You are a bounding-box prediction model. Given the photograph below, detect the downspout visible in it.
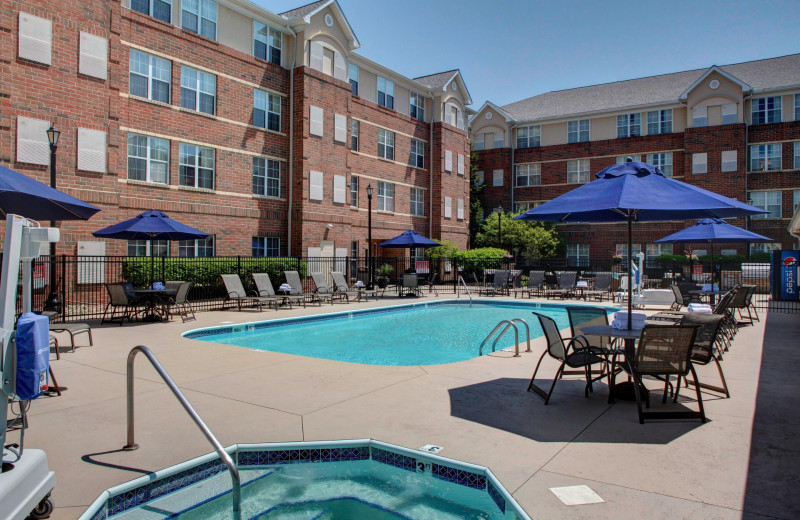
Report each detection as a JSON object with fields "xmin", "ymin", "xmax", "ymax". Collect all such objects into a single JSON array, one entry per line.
[
  {"xmin": 429, "ymin": 92, "xmax": 434, "ymax": 239},
  {"xmin": 286, "ymin": 23, "xmax": 297, "ymax": 256},
  {"xmin": 743, "ymin": 91, "xmax": 751, "ymax": 232},
  {"xmin": 510, "ymin": 123, "xmax": 516, "ymax": 212}
]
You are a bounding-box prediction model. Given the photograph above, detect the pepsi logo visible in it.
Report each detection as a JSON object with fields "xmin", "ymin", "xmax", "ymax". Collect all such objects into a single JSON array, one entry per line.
[{"xmin": 785, "ymin": 256, "xmax": 797, "ymax": 266}]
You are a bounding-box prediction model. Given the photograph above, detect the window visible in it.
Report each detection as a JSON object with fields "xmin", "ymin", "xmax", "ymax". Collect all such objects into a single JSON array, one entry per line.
[
  {"xmin": 750, "ymin": 191, "xmax": 781, "ymax": 219},
  {"xmin": 647, "ymin": 109, "xmax": 672, "ymax": 134},
  {"xmin": 722, "ymin": 103, "xmax": 737, "ymax": 124},
  {"xmin": 131, "ymin": 0, "xmax": 172, "ymax": 23},
  {"xmin": 616, "ymin": 243, "xmax": 642, "ymax": 258},
  {"xmin": 794, "ymin": 141, "xmax": 800, "ymax": 169},
  {"xmin": 444, "ymin": 196, "xmax": 452, "ymax": 218},
  {"xmin": 180, "ymin": 66, "xmax": 215, "ymax": 115},
  {"xmin": 377, "ymin": 182, "xmax": 394, "ymax": 212},
  {"xmin": 750, "ymin": 242, "xmax": 782, "ymax": 255},
  {"xmin": 349, "ymin": 64, "xmax": 358, "ymax": 95},
  {"xmin": 377, "ymin": 77, "xmax": 394, "ymax": 109},
  {"xmin": 254, "ymin": 22, "xmax": 281, "ymax": 65},
  {"xmin": 646, "ymin": 243, "xmax": 673, "ymax": 258},
  {"xmin": 129, "ymin": 49, "xmax": 170, "ymax": 103},
  {"xmin": 566, "ymin": 244, "xmax": 589, "ymax": 267},
  {"xmin": 310, "ymin": 106, "xmax": 323, "ymax": 136},
  {"xmin": 795, "ymin": 94, "xmax": 800, "ymax": 121},
  {"xmin": 617, "ymin": 113, "xmax": 641, "ymax": 138},
  {"xmin": 410, "ymin": 139, "xmax": 424, "ymax": 168},
  {"xmin": 252, "ymin": 237, "xmax": 280, "ymax": 257},
  {"xmin": 494, "ymin": 132, "xmax": 504, "ymax": 148},
  {"xmin": 721, "ymin": 150, "xmax": 737, "ymax": 172},
  {"xmin": 128, "ymin": 134, "xmax": 169, "ymax": 184},
  {"xmin": 334, "ymin": 114, "xmax": 346, "ymax": 143},
  {"xmin": 750, "ymin": 144, "xmax": 781, "ymax": 171},
  {"xmin": 182, "ymin": 0, "xmax": 217, "ymax": 40},
  {"xmin": 457, "ymin": 154, "xmax": 465, "ymax": 175},
  {"xmin": 567, "ymin": 159, "xmax": 589, "ymax": 184},
  {"xmin": 378, "ymin": 129, "xmax": 394, "ymax": 160},
  {"xmin": 410, "ymin": 91, "xmax": 425, "ymax": 121},
  {"xmin": 515, "ymin": 163, "xmax": 541, "ymax": 186},
  {"xmin": 616, "ymin": 155, "xmax": 641, "ymax": 164},
  {"xmin": 179, "ymin": 236, "xmax": 214, "ymax": 257},
  {"xmin": 492, "ymin": 169, "xmax": 503, "ymax": 187},
  {"xmin": 444, "ymin": 150, "xmax": 453, "ymax": 172},
  {"xmin": 567, "ymin": 119, "xmax": 590, "ymax": 143},
  {"xmin": 475, "ymin": 171, "xmax": 484, "ymax": 186},
  {"xmin": 351, "ymin": 120, "xmax": 359, "ymax": 151},
  {"xmin": 179, "ymin": 143, "xmax": 214, "ymax": 189},
  {"xmin": 410, "ymin": 188, "xmax": 424, "ymax": 216},
  {"xmin": 127, "ymin": 239, "xmax": 169, "ymax": 257},
  {"xmin": 516, "ymin": 125, "xmax": 541, "ymax": 148},
  {"xmin": 692, "ymin": 153, "xmax": 707, "ymax": 174},
  {"xmin": 647, "ymin": 152, "xmax": 673, "ymax": 177},
  {"xmin": 692, "ymin": 106, "xmax": 707, "ymax": 127},
  {"xmin": 514, "ymin": 201, "xmax": 540, "ymax": 212},
  {"xmin": 254, "ymin": 90, "xmax": 280, "ymax": 132},
  {"xmin": 793, "ymin": 189, "xmax": 800, "ymax": 213},
  {"xmin": 752, "ymin": 96, "xmax": 782, "ymax": 124},
  {"xmin": 350, "ymin": 175, "xmax": 358, "ymax": 207},
  {"xmin": 473, "ymin": 137, "xmax": 484, "ymax": 151},
  {"xmin": 252, "ymin": 157, "xmax": 280, "ymax": 198}
]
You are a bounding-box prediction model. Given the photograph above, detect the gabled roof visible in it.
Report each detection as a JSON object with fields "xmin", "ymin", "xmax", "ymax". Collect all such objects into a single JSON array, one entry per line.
[
  {"xmin": 499, "ymin": 53, "xmax": 800, "ymax": 123},
  {"xmin": 414, "ymin": 69, "xmax": 472, "ymax": 105},
  {"xmin": 468, "ymin": 101, "xmax": 514, "ymax": 125},
  {"xmin": 280, "ymin": 0, "xmax": 360, "ymax": 50},
  {"xmin": 679, "ymin": 65, "xmax": 752, "ymax": 100}
]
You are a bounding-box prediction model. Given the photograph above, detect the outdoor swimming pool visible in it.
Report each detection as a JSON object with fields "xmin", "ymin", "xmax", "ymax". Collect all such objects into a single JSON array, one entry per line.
[{"xmin": 185, "ymin": 300, "xmax": 613, "ymax": 366}]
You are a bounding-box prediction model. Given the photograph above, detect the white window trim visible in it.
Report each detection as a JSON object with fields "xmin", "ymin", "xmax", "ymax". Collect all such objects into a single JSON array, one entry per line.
[
  {"xmin": 253, "ymin": 157, "xmax": 280, "ymax": 198},
  {"xmin": 410, "ymin": 187, "xmax": 424, "ymax": 216},
  {"xmin": 516, "ymin": 163, "xmax": 541, "ymax": 187},
  {"xmin": 377, "ymin": 181, "xmax": 394, "ymax": 212},
  {"xmin": 181, "ymin": 65, "xmax": 216, "ymax": 115},
  {"xmin": 567, "ymin": 159, "xmax": 590, "ymax": 184},
  {"xmin": 179, "ymin": 143, "xmax": 215, "ymax": 189},
  {"xmin": 128, "ymin": 133, "xmax": 170, "ymax": 184}
]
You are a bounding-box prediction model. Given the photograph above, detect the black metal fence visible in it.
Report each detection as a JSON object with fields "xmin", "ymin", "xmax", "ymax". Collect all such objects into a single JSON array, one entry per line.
[{"xmin": 11, "ymin": 253, "xmax": 798, "ymax": 322}]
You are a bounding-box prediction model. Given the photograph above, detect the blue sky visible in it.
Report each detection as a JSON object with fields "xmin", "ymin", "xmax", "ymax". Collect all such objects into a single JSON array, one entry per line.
[{"xmin": 255, "ymin": 0, "xmax": 800, "ymax": 108}]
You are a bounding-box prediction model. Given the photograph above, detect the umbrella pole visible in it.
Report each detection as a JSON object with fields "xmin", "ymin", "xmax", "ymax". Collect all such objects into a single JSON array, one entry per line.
[
  {"xmin": 627, "ymin": 214, "xmax": 632, "ymax": 331},
  {"xmin": 150, "ymin": 238, "xmax": 154, "ymax": 289}
]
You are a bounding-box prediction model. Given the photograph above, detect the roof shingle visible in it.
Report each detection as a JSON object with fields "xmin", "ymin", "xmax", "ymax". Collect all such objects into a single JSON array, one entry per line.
[
  {"xmin": 414, "ymin": 70, "xmax": 459, "ymax": 90},
  {"xmin": 279, "ymin": 0, "xmax": 329, "ymax": 19}
]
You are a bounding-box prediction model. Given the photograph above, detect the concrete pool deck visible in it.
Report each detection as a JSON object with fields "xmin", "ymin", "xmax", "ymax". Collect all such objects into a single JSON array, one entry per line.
[{"xmin": 23, "ymin": 295, "xmax": 799, "ymax": 519}]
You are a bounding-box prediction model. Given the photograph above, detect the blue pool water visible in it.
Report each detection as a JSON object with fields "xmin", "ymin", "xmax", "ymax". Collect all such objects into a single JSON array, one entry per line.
[{"xmin": 187, "ymin": 300, "xmax": 607, "ymax": 366}]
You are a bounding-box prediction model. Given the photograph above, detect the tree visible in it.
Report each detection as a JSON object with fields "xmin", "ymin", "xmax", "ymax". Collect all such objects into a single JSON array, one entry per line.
[
  {"xmin": 468, "ymin": 147, "xmax": 484, "ymax": 247},
  {"xmin": 426, "ymin": 239, "xmax": 459, "ymax": 258},
  {"xmin": 475, "ymin": 210, "xmax": 561, "ymax": 260}
]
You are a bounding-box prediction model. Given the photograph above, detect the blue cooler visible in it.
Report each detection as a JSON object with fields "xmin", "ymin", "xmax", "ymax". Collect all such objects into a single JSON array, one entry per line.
[{"xmin": 15, "ymin": 313, "xmax": 50, "ymax": 400}]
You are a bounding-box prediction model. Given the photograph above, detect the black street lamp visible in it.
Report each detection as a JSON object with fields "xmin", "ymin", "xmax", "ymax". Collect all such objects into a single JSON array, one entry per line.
[
  {"xmin": 495, "ymin": 204, "xmax": 503, "ymax": 249},
  {"xmin": 43, "ymin": 124, "xmax": 61, "ymax": 313},
  {"xmin": 367, "ymin": 184, "xmax": 374, "ymax": 290}
]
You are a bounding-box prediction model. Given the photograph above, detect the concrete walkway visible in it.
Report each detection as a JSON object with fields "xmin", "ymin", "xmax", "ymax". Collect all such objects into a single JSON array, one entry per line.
[{"xmin": 19, "ymin": 295, "xmax": 798, "ymax": 519}]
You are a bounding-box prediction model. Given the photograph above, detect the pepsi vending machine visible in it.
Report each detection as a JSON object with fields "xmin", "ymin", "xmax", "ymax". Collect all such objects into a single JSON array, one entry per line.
[{"xmin": 770, "ymin": 250, "xmax": 799, "ymax": 301}]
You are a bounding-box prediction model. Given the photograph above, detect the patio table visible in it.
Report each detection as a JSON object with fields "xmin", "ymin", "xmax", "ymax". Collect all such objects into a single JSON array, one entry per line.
[
  {"xmin": 689, "ymin": 289, "xmax": 723, "ymax": 306},
  {"xmin": 133, "ymin": 289, "xmax": 176, "ymax": 322}
]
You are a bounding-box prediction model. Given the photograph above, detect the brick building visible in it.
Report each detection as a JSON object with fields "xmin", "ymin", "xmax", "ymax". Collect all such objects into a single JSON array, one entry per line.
[
  {"xmin": 1, "ymin": 0, "xmax": 472, "ymax": 261},
  {"xmin": 470, "ymin": 55, "xmax": 800, "ymax": 265}
]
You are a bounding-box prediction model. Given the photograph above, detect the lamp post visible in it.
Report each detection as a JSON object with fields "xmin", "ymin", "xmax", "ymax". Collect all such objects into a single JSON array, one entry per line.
[
  {"xmin": 494, "ymin": 204, "xmax": 503, "ymax": 249},
  {"xmin": 43, "ymin": 124, "xmax": 61, "ymax": 313},
  {"xmin": 367, "ymin": 184, "xmax": 374, "ymax": 290}
]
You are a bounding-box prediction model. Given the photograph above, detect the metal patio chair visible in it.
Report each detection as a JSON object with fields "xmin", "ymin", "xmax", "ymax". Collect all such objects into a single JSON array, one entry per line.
[{"xmin": 678, "ymin": 313, "xmax": 729, "ymax": 398}]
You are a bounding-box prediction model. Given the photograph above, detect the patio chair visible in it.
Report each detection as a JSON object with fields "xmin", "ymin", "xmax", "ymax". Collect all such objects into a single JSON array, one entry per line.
[
  {"xmin": 677, "ymin": 282, "xmax": 703, "ymax": 305},
  {"xmin": 514, "ymin": 270, "xmax": 544, "ymax": 299},
  {"xmin": 587, "ymin": 272, "xmax": 612, "ymax": 301},
  {"xmin": 401, "ymin": 273, "xmax": 422, "ymax": 297},
  {"xmin": 730, "ymin": 284, "xmax": 758, "ymax": 324},
  {"xmin": 527, "ymin": 312, "xmax": 609, "ymax": 404},
  {"xmin": 101, "ymin": 283, "xmax": 143, "ymax": 325},
  {"xmin": 161, "ymin": 281, "xmax": 195, "ymax": 322},
  {"xmin": 624, "ymin": 324, "xmax": 705, "ymax": 424},
  {"xmin": 164, "ymin": 280, "xmax": 184, "ymax": 294},
  {"xmin": 567, "ymin": 307, "xmax": 618, "ymax": 357},
  {"xmin": 424, "ymin": 272, "xmax": 439, "ymax": 296},
  {"xmin": 253, "ymin": 273, "xmax": 305, "ymax": 309},
  {"xmin": 669, "ymin": 284, "xmax": 686, "ymax": 311},
  {"xmin": 331, "ymin": 271, "xmax": 370, "ymax": 301},
  {"xmin": 221, "ymin": 274, "xmax": 275, "ymax": 311},
  {"xmin": 478, "ymin": 270, "xmax": 509, "ymax": 296},
  {"xmin": 285, "ymin": 270, "xmax": 332, "ymax": 306},
  {"xmin": 545, "ymin": 271, "xmax": 576, "ymax": 299},
  {"xmin": 49, "ymin": 322, "xmax": 93, "ymax": 352},
  {"xmin": 677, "ymin": 313, "xmax": 729, "ymax": 398},
  {"xmin": 310, "ymin": 272, "xmax": 341, "ymax": 304}
]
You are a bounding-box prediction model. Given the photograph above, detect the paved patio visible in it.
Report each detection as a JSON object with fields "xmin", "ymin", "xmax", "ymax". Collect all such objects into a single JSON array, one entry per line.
[{"xmin": 22, "ymin": 294, "xmax": 799, "ymax": 519}]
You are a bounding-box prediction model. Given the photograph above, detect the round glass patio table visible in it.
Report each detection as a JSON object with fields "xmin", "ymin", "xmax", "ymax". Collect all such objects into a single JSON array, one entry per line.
[{"xmin": 689, "ymin": 289, "xmax": 723, "ymax": 306}]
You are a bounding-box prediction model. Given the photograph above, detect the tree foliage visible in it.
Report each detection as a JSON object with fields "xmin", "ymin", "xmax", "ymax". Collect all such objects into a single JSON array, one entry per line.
[
  {"xmin": 426, "ymin": 239, "xmax": 460, "ymax": 258},
  {"xmin": 475, "ymin": 211, "xmax": 561, "ymax": 260},
  {"xmin": 468, "ymin": 147, "xmax": 484, "ymax": 247}
]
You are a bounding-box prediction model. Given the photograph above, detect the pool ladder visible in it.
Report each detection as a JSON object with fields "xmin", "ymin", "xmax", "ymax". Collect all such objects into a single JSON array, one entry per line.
[
  {"xmin": 456, "ymin": 275, "xmax": 472, "ymax": 306},
  {"xmin": 123, "ymin": 346, "xmax": 242, "ymax": 520},
  {"xmin": 479, "ymin": 319, "xmax": 531, "ymax": 357}
]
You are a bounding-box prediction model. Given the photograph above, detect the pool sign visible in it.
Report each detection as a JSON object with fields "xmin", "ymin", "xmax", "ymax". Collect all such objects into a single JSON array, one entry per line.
[{"xmin": 775, "ymin": 250, "xmax": 798, "ymax": 300}]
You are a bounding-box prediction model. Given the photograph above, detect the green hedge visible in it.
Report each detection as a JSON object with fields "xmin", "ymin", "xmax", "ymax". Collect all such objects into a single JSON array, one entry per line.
[
  {"xmin": 121, "ymin": 257, "xmax": 308, "ymax": 288},
  {"xmin": 452, "ymin": 248, "xmax": 507, "ymax": 278}
]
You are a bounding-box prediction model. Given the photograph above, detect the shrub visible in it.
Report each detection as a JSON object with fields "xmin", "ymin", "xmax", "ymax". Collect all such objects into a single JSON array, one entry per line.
[
  {"xmin": 452, "ymin": 248, "xmax": 507, "ymax": 278},
  {"xmin": 748, "ymin": 252, "xmax": 772, "ymax": 263},
  {"xmin": 121, "ymin": 257, "xmax": 308, "ymax": 289}
]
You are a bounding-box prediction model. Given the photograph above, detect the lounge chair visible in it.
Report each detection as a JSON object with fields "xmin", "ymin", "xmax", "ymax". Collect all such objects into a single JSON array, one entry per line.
[
  {"xmin": 331, "ymin": 271, "xmax": 368, "ymax": 301},
  {"xmin": 424, "ymin": 272, "xmax": 439, "ymax": 295},
  {"xmin": 514, "ymin": 271, "xmax": 544, "ymax": 299},
  {"xmin": 221, "ymin": 274, "xmax": 275, "ymax": 311},
  {"xmin": 101, "ymin": 283, "xmax": 143, "ymax": 325},
  {"xmin": 49, "ymin": 322, "xmax": 93, "ymax": 352},
  {"xmin": 161, "ymin": 281, "xmax": 195, "ymax": 322},
  {"xmin": 400, "ymin": 273, "xmax": 421, "ymax": 297},
  {"xmin": 253, "ymin": 273, "xmax": 305, "ymax": 309},
  {"xmin": 285, "ymin": 271, "xmax": 332, "ymax": 306},
  {"xmin": 587, "ymin": 272, "xmax": 612, "ymax": 301},
  {"xmin": 310, "ymin": 272, "xmax": 342, "ymax": 304},
  {"xmin": 478, "ymin": 270, "xmax": 509, "ymax": 296},
  {"xmin": 545, "ymin": 271, "xmax": 576, "ymax": 299}
]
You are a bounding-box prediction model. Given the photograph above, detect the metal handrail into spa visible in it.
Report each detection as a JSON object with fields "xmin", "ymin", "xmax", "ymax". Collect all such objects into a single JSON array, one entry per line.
[
  {"xmin": 456, "ymin": 275, "xmax": 472, "ymax": 306},
  {"xmin": 123, "ymin": 345, "xmax": 242, "ymax": 520}
]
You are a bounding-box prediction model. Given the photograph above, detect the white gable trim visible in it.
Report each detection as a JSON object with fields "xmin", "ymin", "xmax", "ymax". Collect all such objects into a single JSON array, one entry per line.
[
  {"xmin": 679, "ymin": 66, "xmax": 752, "ymax": 100},
  {"xmin": 441, "ymin": 71, "xmax": 472, "ymax": 105},
  {"xmin": 285, "ymin": 0, "xmax": 360, "ymax": 50},
  {"xmin": 468, "ymin": 101, "xmax": 515, "ymax": 125}
]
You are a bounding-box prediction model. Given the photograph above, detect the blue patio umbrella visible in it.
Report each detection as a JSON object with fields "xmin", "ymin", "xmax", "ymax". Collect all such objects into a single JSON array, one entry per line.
[
  {"xmin": 378, "ymin": 230, "xmax": 441, "ymax": 248},
  {"xmin": 93, "ymin": 210, "xmax": 209, "ymax": 286},
  {"xmin": 0, "ymin": 164, "xmax": 100, "ymax": 221},
  {"xmin": 656, "ymin": 218, "xmax": 772, "ymax": 286},
  {"xmin": 513, "ymin": 161, "xmax": 767, "ymax": 327}
]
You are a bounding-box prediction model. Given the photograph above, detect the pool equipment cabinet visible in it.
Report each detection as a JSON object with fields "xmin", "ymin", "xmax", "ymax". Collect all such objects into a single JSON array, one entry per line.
[{"xmin": 0, "ymin": 215, "xmax": 59, "ymax": 519}]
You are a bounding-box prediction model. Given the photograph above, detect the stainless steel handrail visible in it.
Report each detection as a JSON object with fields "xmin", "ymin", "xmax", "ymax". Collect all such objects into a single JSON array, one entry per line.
[
  {"xmin": 510, "ymin": 318, "xmax": 532, "ymax": 353},
  {"xmin": 457, "ymin": 275, "xmax": 472, "ymax": 306},
  {"xmin": 479, "ymin": 320, "xmax": 521, "ymax": 357},
  {"xmin": 123, "ymin": 346, "xmax": 241, "ymax": 520}
]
